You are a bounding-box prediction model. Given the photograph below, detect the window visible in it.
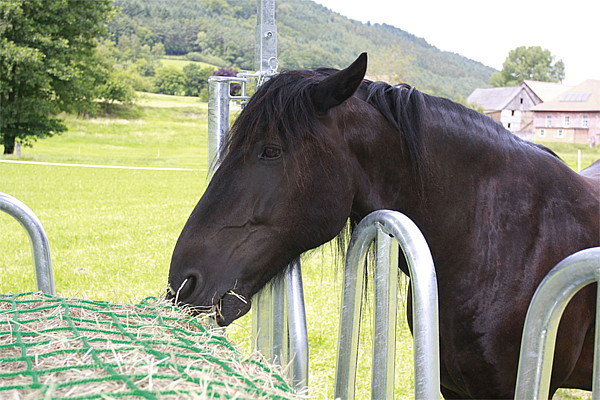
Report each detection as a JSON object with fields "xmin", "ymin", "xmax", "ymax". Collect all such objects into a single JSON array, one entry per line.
[
  {"xmin": 539, "ymin": 129, "xmax": 546, "ymax": 137},
  {"xmin": 557, "ymin": 129, "xmax": 564, "ymax": 138},
  {"xmin": 520, "ymin": 98, "xmax": 524, "ymax": 104},
  {"xmin": 564, "ymin": 116, "xmax": 570, "ymax": 127},
  {"xmin": 546, "ymin": 115, "xmax": 552, "ymax": 127},
  {"xmin": 511, "ymin": 110, "xmax": 515, "ymax": 116},
  {"xmin": 583, "ymin": 116, "xmax": 589, "ymax": 128},
  {"xmin": 507, "ymin": 123, "xmax": 511, "ymax": 128}
]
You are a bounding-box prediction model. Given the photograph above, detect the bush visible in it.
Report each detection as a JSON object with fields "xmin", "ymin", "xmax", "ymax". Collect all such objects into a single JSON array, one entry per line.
[
  {"xmin": 153, "ymin": 66, "xmax": 186, "ymax": 96},
  {"xmin": 183, "ymin": 64, "xmax": 215, "ymax": 97},
  {"xmin": 98, "ymin": 69, "xmax": 136, "ymax": 110}
]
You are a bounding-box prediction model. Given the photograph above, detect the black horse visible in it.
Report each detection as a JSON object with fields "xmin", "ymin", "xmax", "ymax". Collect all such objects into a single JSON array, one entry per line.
[{"xmin": 168, "ymin": 53, "xmax": 600, "ymax": 398}]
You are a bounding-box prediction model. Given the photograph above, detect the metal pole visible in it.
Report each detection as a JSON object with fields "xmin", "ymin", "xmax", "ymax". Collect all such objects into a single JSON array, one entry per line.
[
  {"xmin": 285, "ymin": 258, "xmax": 309, "ymax": 391},
  {"xmin": 255, "ymin": 0, "xmax": 278, "ymax": 76},
  {"xmin": 207, "ymin": 77, "xmax": 232, "ymax": 172},
  {"xmin": 250, "ymin": 0, "xmax": 308, "ymax": 391},
  {"xmin": 514, "ymin": 247, "xmax": 600, "ymax": 400},
  {"xmin": 0, "ymin": 192, "xmax": 55, "ymax": 295},
  {"xmin": 372, "ymin": 225, "xmax": 399, "ymax": 398},
  {"xmin": 334, "ymin": 210, "xmax": 440, "ymax": 400}
]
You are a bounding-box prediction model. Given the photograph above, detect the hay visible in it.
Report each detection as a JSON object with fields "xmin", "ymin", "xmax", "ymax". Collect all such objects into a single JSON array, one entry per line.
[{"xmin": 0, "ymin": 292, "xmax": 302, "ymax": 400}]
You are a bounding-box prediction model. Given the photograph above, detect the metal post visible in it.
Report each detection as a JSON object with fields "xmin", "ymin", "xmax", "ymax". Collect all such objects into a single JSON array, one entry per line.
[
  {"xmin": 285, "ymin": 258, "xmax": 309, "ymax": 391},
  {"xmin": 207, "ymin": 77, "xmax": 233, "ymax": 171},
  {"xmin": 204, "ymin": 0, "xmax": 307, "ymax": 391},
  {"xmin": 514, "ymin": 247, "xmax": 600, "ymax": 400},
  {"xmin": 372, "ymin": 226, "xmax": 399, "ymax": 398},
  {"xmin": 0, "ymin": 192, "xmax": 55, "ymax": 295},
  {"xmin": 250, "ymin": 0, "xmax": 307, "ymax": 387},
  {"xmin": 334, "ymin": 210, "xmax": 440, "ymax": 400},
  {"xmin": 255, "ymin": 0, "xmax": 278, "ymax": 76}
]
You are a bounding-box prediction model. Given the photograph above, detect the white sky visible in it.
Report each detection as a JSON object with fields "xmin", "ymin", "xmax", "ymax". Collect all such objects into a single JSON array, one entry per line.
[{"xmin": 313, "ymin": 0, "xmax": 600, "ymax": 86}]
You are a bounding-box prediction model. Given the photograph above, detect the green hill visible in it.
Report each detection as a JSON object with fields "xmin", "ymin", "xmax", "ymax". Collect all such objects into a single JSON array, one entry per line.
[{"xmin": 110, "ymin": 0, "xmax": 495, "ymax": 98}]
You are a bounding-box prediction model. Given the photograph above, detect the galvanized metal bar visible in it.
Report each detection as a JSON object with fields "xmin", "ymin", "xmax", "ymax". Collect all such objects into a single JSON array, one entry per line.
[
  {"xmin": 594, "ymin": 281, "xmax": 600, "ymax": 400},
  {"xmin": 0, "ymin": 192, "xmax": 55, "ymax": 295},
  {"xmin": 372, "ymin": 225, "xmax": 399, "ymax": 399},
  {"xmin": 206, "ymin": 0, "xmax": 307, "ymax": 390},
  {"xmin": 514, "ymin": 247, "xmax": 600, "ymax": 400},
  {"xmin": 255, "ymin": 0, "xmax": 278, "ymax": 76},
  {"xmin": 251, "ymin": 278, "xmax": 286, "ymax": 362},
  {"xmin": 334, "ymin": 222, "xmax": 373, "ymax": 400},
  {"xmin": 250, "ymin": 0, "xmax": 309, "ymax": 392},
  {"xmin": 334, "ymin": 210, "xmax": 440, "ymax": 400},
  {"xmin": 285, "ymin": 258, "xmax": 309, "ymax": 392},
  {"xmin": 207, "ymin": 76, "xmax": 232, "ymax": 172}
]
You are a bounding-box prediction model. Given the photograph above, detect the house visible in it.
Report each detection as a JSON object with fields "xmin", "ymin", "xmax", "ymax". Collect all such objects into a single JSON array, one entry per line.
[
  {"xmin": 531, "ymin": 80, "xmax": 600, "ymax": 146},
  {"xmin": 467, "ymin": 81, "xmax": 569, "ymax": 140}
]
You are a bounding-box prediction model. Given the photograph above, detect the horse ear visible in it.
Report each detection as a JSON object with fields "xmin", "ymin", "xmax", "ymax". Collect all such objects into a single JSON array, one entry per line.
[{"xmin": 311, "ymin": 52, "xmax": 367, "ymax": 115}]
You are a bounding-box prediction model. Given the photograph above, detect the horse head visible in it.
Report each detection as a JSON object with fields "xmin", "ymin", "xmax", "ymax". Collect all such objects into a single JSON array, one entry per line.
[{"xmin": 168, "ymin": 54, "xmax": 369, "ymax": 326}]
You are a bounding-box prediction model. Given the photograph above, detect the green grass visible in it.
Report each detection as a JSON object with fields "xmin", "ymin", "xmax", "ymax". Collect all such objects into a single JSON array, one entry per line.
[
  {"xmin": 160, "ymin": 56, "xmax": 216, "ymax": 71},
  {"xmin": 1, "ymin": 93, "xmax": 597, "ymax": 399}
]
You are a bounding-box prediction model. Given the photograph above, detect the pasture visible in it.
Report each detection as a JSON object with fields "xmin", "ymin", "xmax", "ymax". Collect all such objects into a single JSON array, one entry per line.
[{"xmin": 1, "ymin": 92, "xmax": 597, "ymax": 399}]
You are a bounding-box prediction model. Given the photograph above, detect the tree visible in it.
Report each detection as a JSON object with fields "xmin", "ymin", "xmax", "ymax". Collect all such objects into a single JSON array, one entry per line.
[
  {"xmin": 154, "ymin": 66, "xmax": 187, "ymax": 95},
  {"xmin": 0, "ymin": 0, "xmax": 114, "ymax": 154},
  {"xmin": 183, "ymin": 64, "xmax": 214, "ymax": 97},
  {"xmin": 490, "ymin": 46, "xmax": 565, "ymax": 87}
]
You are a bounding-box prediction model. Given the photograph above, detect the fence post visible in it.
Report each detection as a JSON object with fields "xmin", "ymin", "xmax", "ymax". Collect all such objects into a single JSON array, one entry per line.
[
  {"xmin": 514, "ymin": 247, "xmax": 600, "ymax": 400},
  {"xmin": 207, "ymin": 77, "xmax": 233, "ymax": 172},
  {"xmin": 0, "ymin": 192, "xmax": 55, "ymax": 295},
  {"xmin": 204, "ymin": 0, "xmax": 308, "ymax": 391},
  {"xmin": 334, "ymin": 210, "xmax": 440, "ymax": 400}
]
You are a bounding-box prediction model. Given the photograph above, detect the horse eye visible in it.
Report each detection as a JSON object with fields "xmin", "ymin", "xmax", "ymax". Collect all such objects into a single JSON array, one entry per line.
[{"xmin": 259, "ymin": 145, "xmax": 282, "ymax": 160}]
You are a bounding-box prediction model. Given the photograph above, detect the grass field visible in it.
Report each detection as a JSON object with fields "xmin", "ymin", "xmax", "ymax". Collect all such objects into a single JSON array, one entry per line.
[
  {"xmin": 160, "ymin": 55, "xmax": 216, "ymax": 71},
  {"xmin": 1, "ymin": 92, "xmax": 597, "ymax": 399}
]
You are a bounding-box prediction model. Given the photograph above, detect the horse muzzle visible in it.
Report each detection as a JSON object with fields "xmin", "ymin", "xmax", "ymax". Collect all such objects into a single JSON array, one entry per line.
[{"xmin": 166, "ymin": 274, "xmax": 252, "ymax": 327}]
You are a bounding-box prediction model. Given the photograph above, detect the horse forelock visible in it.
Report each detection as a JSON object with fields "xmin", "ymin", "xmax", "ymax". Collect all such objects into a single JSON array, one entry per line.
[{"xmin": 221, "ymin": 70, "xmax": 331, "ymax": 167}]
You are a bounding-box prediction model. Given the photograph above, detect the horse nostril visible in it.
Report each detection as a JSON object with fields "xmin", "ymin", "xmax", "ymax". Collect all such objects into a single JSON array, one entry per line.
[{"xmin": 173, "ymin": 275, "xmax": 197, "ymax": 303}]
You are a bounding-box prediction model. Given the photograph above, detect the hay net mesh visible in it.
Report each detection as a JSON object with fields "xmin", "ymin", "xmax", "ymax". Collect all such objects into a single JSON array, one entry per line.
[{"xmin": 0, "ymin": 292, "xmax": 300, "ymax": 400}]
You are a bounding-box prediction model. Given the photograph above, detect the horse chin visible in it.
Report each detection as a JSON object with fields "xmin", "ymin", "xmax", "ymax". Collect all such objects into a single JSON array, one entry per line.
[{"xmin": 216, "ymin": 290, "xmax": 252, "ymax": 327}]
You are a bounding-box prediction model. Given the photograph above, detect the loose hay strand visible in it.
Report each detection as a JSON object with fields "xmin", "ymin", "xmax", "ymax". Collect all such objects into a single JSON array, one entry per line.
[{"xmin": 0, "ymin": 292, "xmax": 301, "ymax": 400}]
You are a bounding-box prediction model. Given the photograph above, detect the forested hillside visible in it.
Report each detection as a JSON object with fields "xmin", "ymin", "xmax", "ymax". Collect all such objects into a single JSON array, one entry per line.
[{"xmin": 109, "ymin": 0, "xmax": 495, "ymax": 98}]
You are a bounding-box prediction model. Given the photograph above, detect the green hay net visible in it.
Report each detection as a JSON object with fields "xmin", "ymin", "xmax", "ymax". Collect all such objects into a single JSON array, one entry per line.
[{"xmin": 0, "ymin": 292, "xmax": 300, "ymax": 400}]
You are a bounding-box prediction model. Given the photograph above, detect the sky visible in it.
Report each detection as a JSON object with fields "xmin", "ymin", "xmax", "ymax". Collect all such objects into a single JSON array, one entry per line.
[{"xmin": 313, "ymin": 0, "xmax": 600, "ymax": 86}]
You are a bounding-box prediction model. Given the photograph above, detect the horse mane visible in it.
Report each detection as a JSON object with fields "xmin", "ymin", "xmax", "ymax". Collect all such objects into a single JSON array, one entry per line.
[
  {"xmin": 362, "ymin": 81, "xmax": 426, "ymax": 179},
  {"xmin": 221, "ymin": 65, "xmax": 561, "ymax": 176}
]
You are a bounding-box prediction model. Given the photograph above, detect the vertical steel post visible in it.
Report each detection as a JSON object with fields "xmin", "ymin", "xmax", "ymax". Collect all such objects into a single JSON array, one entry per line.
[
  {"xmin": 249, "ymin": 0, "xmax": 308, "ymax": 392},
  {"xmin": 514, "ymin": 247, "xmax": 600, "ymax": 400},
  {"xmin": 372, "ymin": 225, "xmax": 399, "ymax": 398},
  {"xmin": 207, "ymin": 77, "xmax": 232, "ymax": 172},
  {"xmin": 255, "ymin": 0, "xmax": 278, "ymax": 75},
  {"xmin": 285, "ymin": 258, "xmax": 309, "ymax": 390},
  {"xmin": 0, "ymin": 192, "xmax": 55, "ymax": 295},
  {"xmin": 334, "ymin": 210, "xmax": 440, "ymax": 400},
  {"xmin": 204, "ymin": 0, "xmax": 307, "ymax": 391}
]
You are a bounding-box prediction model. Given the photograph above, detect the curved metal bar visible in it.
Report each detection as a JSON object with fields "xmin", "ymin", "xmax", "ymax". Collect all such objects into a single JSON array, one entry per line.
[
  {"xmin": 0, "ymin": 192, "xmax": 55, "ymax": 295},
  {"xmin": 334, "ymin": 210, "xmax": 440, "ymax": 400},
  {"xmin": 514, "ymin": 247, "xmax": 600, "ymax": 400}
]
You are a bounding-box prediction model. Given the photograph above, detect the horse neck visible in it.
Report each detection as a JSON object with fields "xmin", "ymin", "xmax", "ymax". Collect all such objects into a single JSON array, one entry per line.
[{"xmin": 348, "ymin": 97, "xmax": 546, "ymax": 226}]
